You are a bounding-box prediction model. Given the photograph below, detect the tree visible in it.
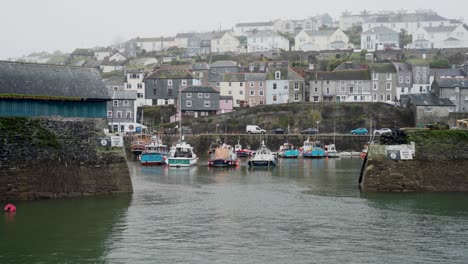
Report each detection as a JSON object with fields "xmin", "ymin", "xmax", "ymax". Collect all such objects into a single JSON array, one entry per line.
[
  {"xmin": 344, "ymin": 25, "xmax": 362, "ymax": 48},
  {"xmin": 399, "ymin": 29, "xmax": 412, "ymax": 49}
]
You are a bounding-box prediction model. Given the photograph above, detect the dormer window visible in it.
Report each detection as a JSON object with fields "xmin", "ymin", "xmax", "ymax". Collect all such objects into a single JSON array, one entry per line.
[
  {"xmin": 260, "ymin": 64, "xmax": 265, "ymax": 71},
  {"xmin": 249, "ymin": 64, "xmax": 254, "ymax": 72},
  {"xmin": 182, "ymin": 79, "xmax": 187, "ymax": 86},
  {"xmin": 275, "ymin": 71, "xmax": 281, "ymax": 80},
  {"xmin": 168, "ymin": 79, "xmax": 173, "ymax": 86}
]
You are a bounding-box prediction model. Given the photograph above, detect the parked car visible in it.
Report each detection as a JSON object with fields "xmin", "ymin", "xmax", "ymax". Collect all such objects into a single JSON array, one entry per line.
[
  {"xmin": 246, "ymin": 125, "xmax": 266, "ymax": 134},
  {"xmin": 350, "ymin": 128, "xmax": 368, "ymax": 135},
  {"xmin": 271, "ymin": 128, "xmax": 288, "ymax": 134},
  {"xmin": 374, "ymin": 128, "xmax": 392, "ymax": 135},
  {"xmin": 300, "ymin": 128, "xmax": 318, "ymax": 134}
]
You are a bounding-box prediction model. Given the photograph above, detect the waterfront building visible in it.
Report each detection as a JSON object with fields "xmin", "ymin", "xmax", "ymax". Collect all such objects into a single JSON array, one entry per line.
[
  {"xmin": 219, "ymin": 73, "xmax": 245, "ymax": 108},
  {"xmin": 392, "ymin": 62, "xmax": 413, "ymax": 100},
  {"xmin": 370, "ymin": 63, "xmax": 397, "ymax": 104},
  {"xmin": 124, "ymin": 69, "xmax": 151, "ymax": 107},
  {"xmin": 244, "ymin": 73, "xmax": 267, "ymax": 107},
  {"xmin": 400, "ymin": 93, "xmax": 455, "ymax": 126},
  {"xmin": 180, "ymin": 85, "xmax": 220, "ymax": 118},
  {"xmin": 294, "ymin": 29, "xmax": 349, "ymax": 51},
  {"xmin": 0, "ymin": 61, "xmax": 109, "ymax": 118},
  {"xmin": 107, "ymin": 90, "xmax": 137, "ymax": 133},
  {"xmin": 431, "ymin": 79, "xmax": 468, "ymax": 112}
]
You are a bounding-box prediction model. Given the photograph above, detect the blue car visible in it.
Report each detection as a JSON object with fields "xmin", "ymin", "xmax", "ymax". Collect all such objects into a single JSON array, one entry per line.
[{"xmin": 351, "ymin": 128, "xmax": 368, "ymax": 135}]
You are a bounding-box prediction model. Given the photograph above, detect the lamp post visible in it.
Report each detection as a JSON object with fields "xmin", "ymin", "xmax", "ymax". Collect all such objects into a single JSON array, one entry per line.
[
  {"xmin": 216, "ymin": 124, "xmax": 219, "ymax": 134},
  {"xmin": 316, "ymin": 120, "xmax": 320, "ymax": 134}
]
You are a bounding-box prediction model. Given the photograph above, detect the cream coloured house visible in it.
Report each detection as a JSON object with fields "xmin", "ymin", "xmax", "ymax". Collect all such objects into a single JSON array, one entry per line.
[
  {"xmin": 294, "ymin": 29, "xmax": 349, "ymax": 51},
  {"xmin": 219, "ymin": 73, "xmax": 246, "ymax": 107},
  {"xmin": 411, "ymin": 25, "xmax": 468, "ymax": 49},
  {"xmin": 247, "ymin": 30, "xmax": 290, "ymax": 53},
  {"xmin": 211, "ymin": 31, "xmax": 241, "ymax": 54}
]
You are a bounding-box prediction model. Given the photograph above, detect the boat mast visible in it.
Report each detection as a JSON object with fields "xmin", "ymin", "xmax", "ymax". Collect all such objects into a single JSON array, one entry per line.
[{"xmin": 179, "ymin": 84, "xmax": 182, "ymax": 141}]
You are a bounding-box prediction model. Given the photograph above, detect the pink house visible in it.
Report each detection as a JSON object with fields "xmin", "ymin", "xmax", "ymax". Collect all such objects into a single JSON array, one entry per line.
[
  {"xmin": 218, "ymin": 95, "xmax": 233, "ymax": 114},
  {"xmin": 245, "ymin": 73, "xmax": 267, "ymax": 107}
]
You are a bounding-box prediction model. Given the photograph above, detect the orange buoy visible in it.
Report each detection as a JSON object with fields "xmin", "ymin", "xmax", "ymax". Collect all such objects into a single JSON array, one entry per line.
[{"xmin": 4, "ymin": 204, "xmax": 16, "ymax": 213}]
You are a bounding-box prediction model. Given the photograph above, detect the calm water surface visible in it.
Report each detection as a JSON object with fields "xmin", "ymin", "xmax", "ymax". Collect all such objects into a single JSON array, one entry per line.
[{"xmin": 1, "ymin": 156, "xmax": 468, "ymax": 263}]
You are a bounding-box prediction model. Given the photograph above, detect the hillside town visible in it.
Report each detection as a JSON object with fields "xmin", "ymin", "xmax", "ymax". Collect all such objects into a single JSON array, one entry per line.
[{"xmin": 6, "ymin": 9, "xmax": 468, "ymax": 133}]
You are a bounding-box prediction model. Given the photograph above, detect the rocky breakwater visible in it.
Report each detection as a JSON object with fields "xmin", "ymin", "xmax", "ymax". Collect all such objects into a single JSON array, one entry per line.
[
  {"xmin": 361, "ymin": 129, "xmax": 468, "ymax": 192},
  {"xmin": 0, "ymin": 117, "xmax": 132, "ymax": 201}
]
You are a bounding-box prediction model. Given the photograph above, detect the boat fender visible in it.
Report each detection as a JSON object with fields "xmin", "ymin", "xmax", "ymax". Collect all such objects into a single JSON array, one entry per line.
[{"xmin": 4, "ymin": 204, "xmax": 16, "ymax": 213}]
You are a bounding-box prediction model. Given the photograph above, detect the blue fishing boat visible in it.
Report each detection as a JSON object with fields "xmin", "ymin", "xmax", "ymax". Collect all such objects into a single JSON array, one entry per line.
[
  {"xmin": 277, "ymin": 142, "xmax": 300, "ymax": 158},
  {"xmin": 139, "ymin": 138, "xmax": 168, "ymax": 166},
  {"xmin": 302, "ymin": 138, "xmax": 326, "ymax": 158}
]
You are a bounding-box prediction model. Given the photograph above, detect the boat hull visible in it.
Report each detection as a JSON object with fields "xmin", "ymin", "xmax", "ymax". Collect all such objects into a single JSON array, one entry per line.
[
  {"xmin": 167, "ymin": 157, "xmax": 198, "ymax": 167},
  {"xmin": 140, "ymin": 153, "xmax": 167, "ymax": 166},
  {"xmin": 278, "ymin": 150, "xmax": 300, "ymax": 158},
  {"xmin": 208, "ymin": 159, "xmax": 239, "ymax": 167},
  {"xmin": 247, "ymin": 160, "xmax": 276, "ymax": 167}
]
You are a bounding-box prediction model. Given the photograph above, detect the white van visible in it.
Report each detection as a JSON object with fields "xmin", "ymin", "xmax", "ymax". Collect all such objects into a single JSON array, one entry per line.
[{"xmin": 246, "ymin": 125, "xmax": 266, "ymax": 134}]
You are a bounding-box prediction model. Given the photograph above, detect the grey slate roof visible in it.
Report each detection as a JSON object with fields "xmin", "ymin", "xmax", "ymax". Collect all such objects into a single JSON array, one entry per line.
[
  {"xmin": 181, "ymin": 85, "xmax": 219, "ymax": 93},
  {"xmin": 400, "ymin": 93, "xmax": 454, "ymax": 106},
  {"xmin": 211, "ymin": 60, "xmax": 238, "ymax": 68},
  {"xmin": 370, "ymin": 63, "xmax": 396, "ymax": 73},
  {"xmin": 306, "ymin": 70, "xmax": 371, "ymax": 81},
  {"xmin": 435, "ymin": 79, "xmax": 468, "ymax": 88},
  {"xmin": 223, "ymin": 73, "xmax": 245, "ymax": 82},
  {"xmin": 145, "ymin": 67, "xmax": 195, "ymax": 79},
  {"xmin": 365, "ymin": 13, "xmax": 449, "ymax": 23},
  {"xmin": 244, "ymin": 73, "xmax": 266, "ymax": 81},
  {"xmin": 288, "ymin": 69, "xmax": 305, "ymax": 81},
  {"xmin": 430, "ymin": 68, "xmax": 465, "ymax": 77},
  {"xmin": 392, "ymin": 62, "xmax": 412, "ymax": 72},
  {"xmin": 304, "ymin": 30, "xmax": 336, "ymax": 37},
  {"xmin": 190, "ymin": 62, "xmax": 210, "ymax": 71},
  {"xmin": 0, "ymin": 61, "xmax": 109, "ymax": 100},
  {"xmin": 236, "ymin": 21, "xmax": 274, "ymax": 27},
  {"xmin": 335, "ymin": 62, "xmax": 369, "ymax": 71},
  {"xmin": 109, "ymin": 90, "xmax": 137, "ymax": 100},
  {"xmin": 362, "ymin": 26, "xmax": 398, "ymax": 35},
  {"xmin": 423, "ymin": 26, "xmax": 457, "ymax": 33},
  {"xmin": 176, "ymin": 33, "xmax": 196, "ymax": 38},
  {"xmin": 103, "ymin": 75, "xmax": 125, "ymax": 86},
  {"xmin": 71, "ymin": 48, "xmax": 95, "ymax": 57}
]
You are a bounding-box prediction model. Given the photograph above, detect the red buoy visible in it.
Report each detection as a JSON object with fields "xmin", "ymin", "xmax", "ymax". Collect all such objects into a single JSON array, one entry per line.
[{"xmin": 4, "ymin": 204, "xmax": 16, "ymax": 213}]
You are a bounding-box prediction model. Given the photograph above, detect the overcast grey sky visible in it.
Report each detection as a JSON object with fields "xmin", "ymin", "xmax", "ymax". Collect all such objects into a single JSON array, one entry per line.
[{"xmin": 1, "ymin": 0, "xmax": 467, "ymax": 59}]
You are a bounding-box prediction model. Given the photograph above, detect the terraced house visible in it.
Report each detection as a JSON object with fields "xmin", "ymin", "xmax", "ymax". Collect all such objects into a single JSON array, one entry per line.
[
  {"xmin": 370, "ymin": 63, "xmax": 397, "ymax": 104},
  {"xmin": 220, "ymin": 73, "xmax": 246, "ymax": 107},
  {"xmin": 265, "ymin": 68, "xmax": 304, "ymax": 105},
  {"xmin": 144, "ymin": 67, "xmax": 197, "ymax": 106},
  {"xmin": 306, "ymin": 70, "xmax": 372, "ymax": 102},
  {"xmin": 180, "ymin": 86, "xmax": 220, "ymax": 118},
  {"xmin": 244, "ymin": 73, "xmax": 266, "ymax": 107}
]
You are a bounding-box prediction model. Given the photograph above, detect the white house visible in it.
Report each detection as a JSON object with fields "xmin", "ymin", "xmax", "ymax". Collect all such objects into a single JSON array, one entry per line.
[
  {"xmin": 109, "ymin": 52, "xmax": 127, "ymax": 62},
  {"xmin": 94, "ymin": 50, "xmax": 112, "ymax": 61},
  {"xmin": 211, "ymin": 31, "xmax": 241, "ymax": 53},
  {"xmin": 247, "ymin": 30, "xmax": 290, "ymax": 53},
  {"xmin": 277, "ymin": 18, "xmax": 320, "ymax": 34},
  {"xmin": 234, "ymin": 21, "xmax": 280, "ymax": 36},
  {"xmin": 134, "ymin": 37, "xmax": 176, "ymax": 52},
  {"xmin": 361, "ymin": 26, "xmax": 400, "ymax": 51},
  {"xmin": 175, "ymin": 33, "xmax": 195, "ymax": 48},
  {"xmin": 411, "ymin": 25, "xmax": 468, "ymax": 49},
  {"xmin": 362, "ymin": 11, "xmax": 460, "ymax": 36},
  {"xmin": 125, "ymin": 70, "xmax": 152, "ymax": 107},
  {"xmin": 294, "ymin": 29, "xmax": 349, "ymax": 51}
]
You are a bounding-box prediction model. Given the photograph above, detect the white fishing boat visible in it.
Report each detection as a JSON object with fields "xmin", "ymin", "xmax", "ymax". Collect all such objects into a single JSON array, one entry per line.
[
  {"xmin": 166, "ymin": 140, "xmax": 198, "ymax": 167},
  {"xmin": 247, "ymin": 141, "xmax": 276, "ymax": 167}
]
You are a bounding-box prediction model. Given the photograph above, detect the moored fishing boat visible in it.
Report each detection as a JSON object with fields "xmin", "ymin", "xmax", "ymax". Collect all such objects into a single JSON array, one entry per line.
[
  {"xmin": 248, "ymin": 141, "xmax": 276, "ymax": 167},
  {"xmin": 139, "ymin": 137, "xmax": 168, "ymax": 166},
  {"xmin": 235, "ymin": 140, "xmax": 254, "ymax": 157},
  {"xmin": 302, "ymin": 138, "xmax": 326, "ymax": 158},
  {"xmin": 325, "ymin": 144, "xmax": 340, "ymax": 158},
  {"xmin": 166, "ymin": 140, "xmax": 198, "ymax": 167},
  {"xmin": 208, "ymin": 143, "xmax": 239, "ymax": 167},
  {"xmin": 277, "ymin": 142, "xmax": 299, "ymax": 158}
]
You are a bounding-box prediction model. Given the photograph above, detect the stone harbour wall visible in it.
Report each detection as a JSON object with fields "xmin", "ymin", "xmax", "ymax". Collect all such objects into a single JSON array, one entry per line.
[
  {"xmin": 361, "ymin": 130, "xmax": 468, "ymax": 192},
  {"xmin": 0, "ymin": 117, "xmax": 132, "ymax": 201}
]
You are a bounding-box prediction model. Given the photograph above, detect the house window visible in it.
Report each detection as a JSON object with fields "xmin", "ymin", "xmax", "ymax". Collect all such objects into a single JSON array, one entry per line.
[
  {"xmin": 326, "ymin": 80, "xmax": 330, "ymax": 84},
  {"xmin": 250, "ymin": 81, "xmax": 254, "ymax": 87},
  {"xmin": 386, "ymin": 83, "xmax": 391, "ymax": 90},
  {"xmin": 314, "ymin": 87, "xmax": 318, "ymax": 92},
  {"xmin": 398, "ymin": 76, "xmax": 403, "ymax": 83},
  {"xmin": 259, "ymin": 82, "xmax": 263, "ymax": 87},
  {"xmin": 373, "ymin": 73, "xmax": 378, "ymax": 80},
  {"xmin": 380, "ymin": 94, "xmax": 384, "ymax": 101},
  {"xmin": 340, "ymin": 81, "xmax": 345, "ymax": 85},
  {"xmin": 204, "ymin": 93, "xmax": 210, "ymax": 98},
  {"xmin": 284, "ymin": 85, "xmax": 288, "ymax": 90},
  {"xmin": 449, "ymin": 106, "xmax": 455, "ymax": 112},
  {"xmin": 168, "ymin": 79, "xmax": 173, "ymax": 86},
  {"xmin": 186, "ymin": 100, "xmax": 192, "ymax": 107},
  {"xmin": 229, "ymin": 82, "xmax": 232, "ymax": 87},
  {"xmin": 117, "ymin": 111, "xmax": 123, "ymax": 118},
  {"xmin": 107, "ymin": 111, "xmax": 113, "ymax": 118},
  {"xmin": 357, "ymin": 86, "xmax": 363, "ymax": 94},
  {"xmin": 373, "ymin": 94, "xmax": 377, "ymax": 101},
  {"xmin": 273, "ymin": 83, "xmax": 277, "ymax": 89},
  {"xmin": 228, "ymin": 91, "xmax": 232, "ymax": 95},
  {"xmin": 326, "ymin": 87, "xmax": 330, "ymax": 94},
  {"xmin": 373, "ymin": 83, "xmax": 378, "ymax": 90},
  {"xmin": 420, "ymin": 86, "xmax": 424, "ymax": 92},
  {"xmin": 126, "ymin": 111, "xmax": 132, "ymax": 119},
  {"xmin": 386, "ymin": 74, "xmax": 392, "ymax": 80},
  {"xmin": 275, "ymin": 71, "xmax": 281, "ymax": 79},
  {"xmin": 386, "ymin": 94, "xmax": 391, "ymax": 101},
  {"xmin": 239, "ymin": 90, "xmax": 243, "ymax": 95},
  {"xmin": 341, "ymin": 86, "xmax": 345, "ymax": 92},
  {"xmin": 137, "ymin": 93, "xmax": 143, "ymax": 98},
  {"xmin": 273, "ymin": 95, "xmax": 277, "ymax": 102},
  {"xmin": 406, "ymin": 77, "xmax": 411, "ymax": 83},
  {"xmin": 425, "ymin": 107, "xmax": 432, "ymax": 112},
  {"xmin": 259, "ymin": 90, "xmax": 264, "ymax": 96},
  {"xmin": 153, "ymin": 89, "xmax": 157, "ymax": 95},
  {"xmin": 186, "ymin": 93, "xmax": 192, "ymax": 98},
  {"xmin": 294, "ymin": 93, "xmax": 299, "ymax": 101},
  {"xmin": 240, "ymin": 82, "xmax": 244, "ymax": 87},
  {"xmin": 127, "ymin": 83, "xmax": 132, "ymax": 89},
  {"xmin": 349, "ymin": 87, "xmax": 354, "ymax": 93},
  {"xmin": 153, "ymin": 80, "xmax": 157, "ymax": 85},
  {"xmin": 137, "ymin": 83, "xmax": 143, "ymax": 89},
  {"xmin": 216, "ymin": 82, "xmax": 220, "ymax": 87},
  {"xmin": 168, "ymin": 89, "xmax": 173, "ymax": 96},
  {"xmin": 259, "ymin": 100, "xmax": 264, "ymax": 105},
  {"xmin": 198, "ymin": 93, "xmax": 203, "ymax": 98},
  {"xmin": 113, "ymin": 100, "xmax": 118, "ymax": 106},
  {"xmin": 313, "ymin": 96, "xmax": 319, "ymax": 102},
  {"xmin": 294, "ymin": 82, "xmax": 299, "ymax": 90},
  {"xmin": 123, "ymin": 100, "xmax": 129, "ymax": 106},
  {"xmin": 204, "ymin": 101, "xmax": 210, "ymax": 107},
  {"xmin": 250, "ymin": 90, "xmax": 255, "ymax": 96},
  {"xmin": 182, "ymin": 79, "xmax": 187, "ymax": 86}
]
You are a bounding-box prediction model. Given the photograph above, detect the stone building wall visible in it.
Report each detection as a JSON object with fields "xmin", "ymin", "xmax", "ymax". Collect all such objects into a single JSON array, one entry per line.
[{"xmin": 0, "ymin": 117, "xmax": 132, "ymax": 201}]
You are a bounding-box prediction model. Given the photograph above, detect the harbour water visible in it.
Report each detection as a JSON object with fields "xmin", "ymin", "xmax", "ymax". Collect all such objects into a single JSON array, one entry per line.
[{"xmin": 2, "ymin": 156, "xmax": 468, "ymax": 263}]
